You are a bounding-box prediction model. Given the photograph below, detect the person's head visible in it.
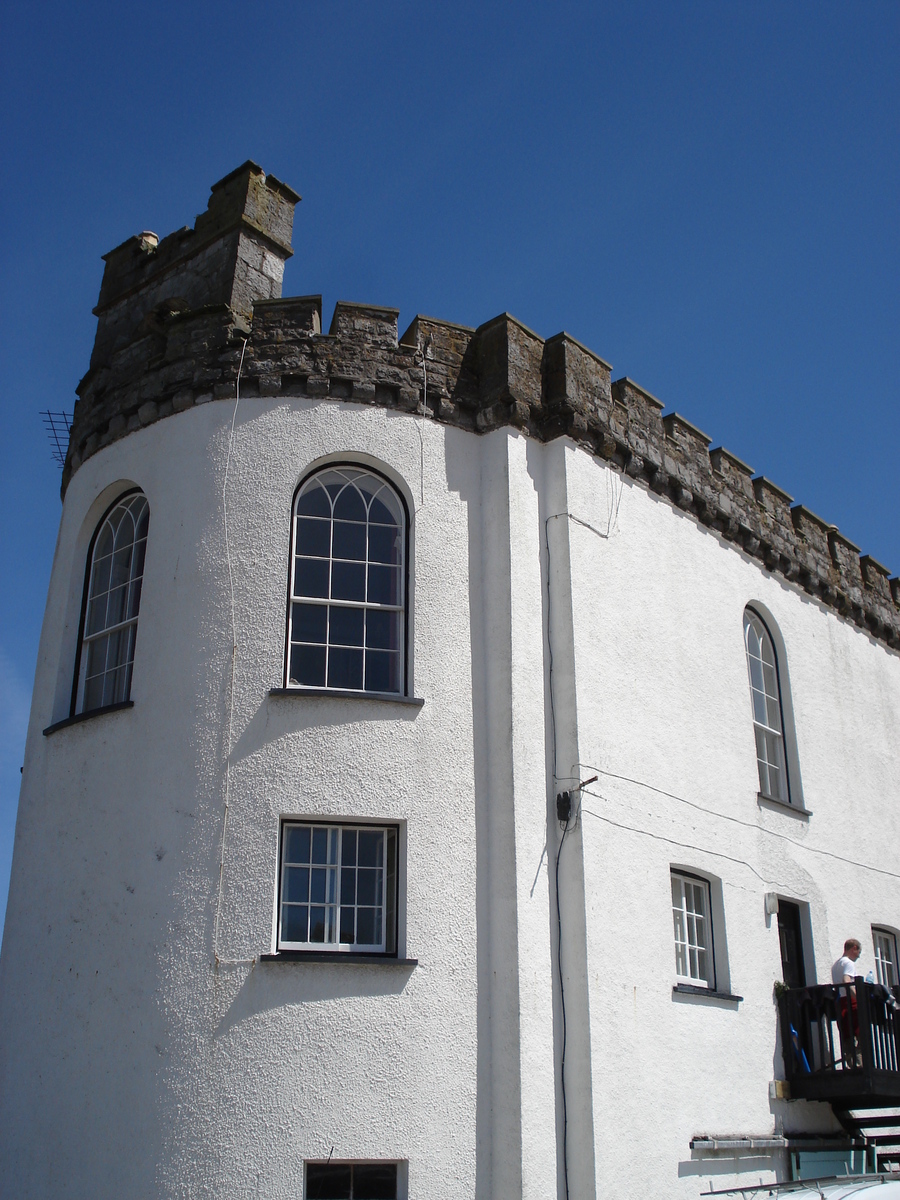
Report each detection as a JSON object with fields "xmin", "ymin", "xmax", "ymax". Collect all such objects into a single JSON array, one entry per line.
[{"xmin": 844, "ymin": 938, "xmax": 862, "ymax": 960}]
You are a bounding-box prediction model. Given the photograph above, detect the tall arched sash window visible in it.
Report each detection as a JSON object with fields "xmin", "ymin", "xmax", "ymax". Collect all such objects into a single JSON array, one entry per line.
[
  {"xmin": 743, "ymin": 608, "xmax": 788, "ymax": 802},
  {"xmin": 287, "ymin": 467, "xmax": 407, "ymax": 694},
  {"xmin": 75, "ymin": 491, "xmax": 150, "ymax": 714}
]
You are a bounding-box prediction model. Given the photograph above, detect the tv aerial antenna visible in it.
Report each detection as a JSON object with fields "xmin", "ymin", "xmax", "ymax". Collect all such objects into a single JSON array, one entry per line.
[{"xmin": 41, "ymin": 410, "xmax": 73, "ymax": 469}]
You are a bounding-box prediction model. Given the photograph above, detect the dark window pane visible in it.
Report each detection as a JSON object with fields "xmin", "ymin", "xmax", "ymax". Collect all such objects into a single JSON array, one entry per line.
[
  {"xmin": 83, "ymin": 673, "xmax": 104, "ymax": 713},
  {"xmin": 281, "ymin": 905, "xmax": 308, "ymax": 943},
  {"xmin": 357, "ymin": 869, "xmax": 377, "ymax": 906},
  {"xmin": 328, "ymin": 647, "xmax": 364, "ymax": 690},
  {"xmin": 296, "ymin": 486, "xmax": 331, "ymax": 518},
  {"xmin": 309, "ymin": 907, "xmax": 327, "ymax": 942},
  {"xmin": 369, "ymin": 496, "xmax": 398, "ymax": 527},
  {"xmin": 293, "ymin": 603, "xmax": 328, "ymax": 645},
  {"xmin": 358, "ymin": 831, "xmax": 382, "ymax": 868},
  {"xmin": 365, "ymin": 611, "xmax": 397, "ymax": 650},
  {"xmin": 368, "ymin": 526, "xmax": 400, "ymax": 565},
  {"xmin": 90, "ymin": 552, "xmax": 112, "ymax": 602},
  {"xmin": 356, "ymin": 908, "xmax": 377, "ymax": 946},
  {"xmin": 111, "ymin": 546, "xmax": 133, "ymax": 591},
  {"xmin": 332, "ymin": 562, "xmax": 365, "ymax": 602},
  {"xmin": 340, "ymin": 907, "xmax": 355, "ymax": 944},
  {"xmin": 285, "ymin": 826, "xmax": 310, "ymax": 863},
  {"xmin": 307, "ymin": 1164, "xmax": 352, "ymax": 1199},
  {"xmin": 86, "ymin": 596, "xmax": 107, "ymax": 637},
  {"xmin": 340, "ymin": 867, "xmax": 356, "ymax": 906},
  {"xmin": 330, "ymin": 606, "xmax": 364, "ymax": 647},
  {"xmin": 333, "ymin": 486, "xmax": 366, "ymax": 522},
  {"xmin": 132, "ymin": 533, "xmax": 148, "ymax": 574},
  {"xmin": 367, "ymin": 565, "xmax": 400, "ymax": 606},
  {"xmin": 284, "ymin": 866, "xmax": 309, "ymax": 903},
  {"xmin": 365, "ymin": 650, "xmax": 400, "ymax": 694},
  {"xmin": 294, "ymin": 559, "xmax": 329, "ymax": 599},
  {"xmin": 126, "ymin": 575, "xmax": 144, "ymax": 620},
  {"xmin": 95, "ymin": 526, "xmax": 114, "ymax": 560},
  {"xmin": 353, "ymin": 1163, "xmax": 397, "ymax": 1199},
  {"xmin": 107, "ymin": 583, "xmax": 128, "ymax": 627},
  {"xmin": 120, "ymin": 659, "xmax": 136, "ymax": 705},
  {"xmin": 311, "ymin": 828, "xmax": 328, "ymax": 863},
  {"xmin": 108, "ymin": 663, "xmax": 129, "ymax": 707},
  {"xmin": 295, "ymin": 517, "xmax": 331, "ymax": 558},
  {"xmin": 341, "ymin": 830, "xmax": 357, "ymax": 865},
  {"xmin": 310, "ymin": 868, "xmax": 328, "ymax": 903},
  {"xmin": 290, "ymin": 644, "xmax": 326, "ymax": 687},
  {"xmin": 85, "ymin": 636, "xmax": 108, "ymax": 678},
  {"xmin": 332, "ymin": 521, "xmax": 366, "ymax": 561},
  {"xmin": 106, "ymin": 626, "xmax": 125, "ymax": 668}
]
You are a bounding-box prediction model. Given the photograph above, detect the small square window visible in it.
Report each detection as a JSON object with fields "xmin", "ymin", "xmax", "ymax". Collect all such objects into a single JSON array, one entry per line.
[
  {"xmin": 279, "ymin": 821, "xmax": 398, "ymax": 955},
  {"xmin": 306, "ymin": 1161, "xmax": 398, "ymax": 1199},
  {"xmin": 671, "ymin": 870, "xmax": 714, "ymax": 988}
]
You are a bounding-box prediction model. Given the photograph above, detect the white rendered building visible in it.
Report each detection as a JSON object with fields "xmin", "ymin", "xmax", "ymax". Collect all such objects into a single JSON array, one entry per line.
[{"xmin": 1, "ymin": 163, "xmax": 899, "ymax": 1199}]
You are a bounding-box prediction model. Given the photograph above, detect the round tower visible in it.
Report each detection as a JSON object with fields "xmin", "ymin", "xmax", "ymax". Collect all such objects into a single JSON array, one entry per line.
[{"xmin": 0, "ymin": 163, "xmax": 504, "ymax": 1200}]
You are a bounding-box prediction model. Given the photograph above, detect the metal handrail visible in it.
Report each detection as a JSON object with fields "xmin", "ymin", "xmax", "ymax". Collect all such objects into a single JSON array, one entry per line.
[{"xmin": 778, "ymin": 981, "xmax": 900, "ymax": 1084}]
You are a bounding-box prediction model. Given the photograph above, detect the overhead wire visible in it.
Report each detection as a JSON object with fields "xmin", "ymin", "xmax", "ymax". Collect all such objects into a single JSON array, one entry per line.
[
  {"xmin": 578, "ymin": 766, "xmax": 900, "ymax": 884},
  {"xmin": 579, "ymin": 799, "xmax": 777, "ymax": 887}
]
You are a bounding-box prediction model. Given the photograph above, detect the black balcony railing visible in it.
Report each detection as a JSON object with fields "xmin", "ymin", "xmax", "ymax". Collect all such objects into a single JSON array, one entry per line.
[{"xmin": 777, "ymin": 980, "xmax": 900, "ymax": 1107}]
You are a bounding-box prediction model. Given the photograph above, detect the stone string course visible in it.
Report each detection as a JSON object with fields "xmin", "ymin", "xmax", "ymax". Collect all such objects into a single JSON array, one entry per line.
[{"xmin": 66, "ymin": 163, "xmax": 900, "ymax": 651}]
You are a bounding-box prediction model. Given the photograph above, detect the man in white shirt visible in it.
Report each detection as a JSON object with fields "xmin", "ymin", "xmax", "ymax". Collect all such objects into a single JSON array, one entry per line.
[
  {"xmin": 833, "ymin": 937, "xmax": 863, "ymax": 1067},
  {"xmin": 832, "ymin": 938, "xmax": 862, "ymax": 985}
]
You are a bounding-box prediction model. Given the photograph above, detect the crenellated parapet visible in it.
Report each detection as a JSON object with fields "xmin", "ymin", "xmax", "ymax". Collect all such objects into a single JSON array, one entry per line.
[{"xmin": 66, "ymin": 166, "xmax": 900, "ymax": 650}]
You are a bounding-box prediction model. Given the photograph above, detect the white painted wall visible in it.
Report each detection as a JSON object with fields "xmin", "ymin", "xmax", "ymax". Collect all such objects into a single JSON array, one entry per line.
[
  {"xmin": 562, "ymin": 444, "xmax": 900, "ymax": 1198},
  {"xmin": 1, "ymin": 402, "xmax": 898, "ymax": 1199}
]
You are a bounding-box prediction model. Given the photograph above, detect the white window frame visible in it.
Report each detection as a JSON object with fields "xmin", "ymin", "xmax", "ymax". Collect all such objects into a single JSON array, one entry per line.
[
  {"xmin": 873, "ymin": 928, "xmax": 898, "ymax": 989},
  {"xmin": 286, "ymin": 465, "xmax": 408, "ymax": 696},
  {"xmin": 278, "ymin": 820, "xmax": 399, "ymax": 956},
  {"xmin": 73, "ymin": 489, "xmax": 150, "ymax": 715},
  {"xmin": 743, "ymin": 607, "xmax": 790, "ymax": 804},
  {"xmin": 671, "ymin": 870, "xmax": 715, "ymax": 989}
]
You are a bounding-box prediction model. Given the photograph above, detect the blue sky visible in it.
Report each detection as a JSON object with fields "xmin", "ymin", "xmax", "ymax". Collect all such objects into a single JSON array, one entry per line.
[{"xmin": 1, "ymin": 1, "xmax": 898, "ymax": 937}]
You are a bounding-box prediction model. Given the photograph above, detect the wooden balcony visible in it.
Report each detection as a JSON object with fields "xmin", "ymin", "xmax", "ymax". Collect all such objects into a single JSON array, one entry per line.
[{"xmin": 778, "ymin": 980, "xmax": 900, "ymax": 1108}]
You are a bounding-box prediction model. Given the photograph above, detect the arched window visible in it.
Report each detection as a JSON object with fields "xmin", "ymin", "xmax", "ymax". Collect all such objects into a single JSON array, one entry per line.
[
  {"xmin": 287, "ymin": 466, "xmax": 407, "ymax": 695},
  {"xmin": 75, "ymin": 491, "xmax": 150, "ymax": 714},
  {"xmin": 743, "ymin": 607, "xmax": 789, "ymax": 803}
]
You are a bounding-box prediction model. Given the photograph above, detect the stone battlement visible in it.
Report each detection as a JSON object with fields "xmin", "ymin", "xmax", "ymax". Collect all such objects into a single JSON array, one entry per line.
[{"xmin": 67, "ymin": 166, "xmax": 900, "ymax": 650}]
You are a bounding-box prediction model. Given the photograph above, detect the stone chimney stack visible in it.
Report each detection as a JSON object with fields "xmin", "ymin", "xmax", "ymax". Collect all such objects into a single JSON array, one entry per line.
[{"xmin": 89, "ymin": 161, "xmax": 300, "ymax": 369}]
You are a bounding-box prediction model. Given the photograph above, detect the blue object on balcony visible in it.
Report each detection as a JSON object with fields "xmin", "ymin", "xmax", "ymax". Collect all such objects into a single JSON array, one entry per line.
[{"xmin": 790, "ymin": 1022, "xmax": 811, "ymax": 1072}]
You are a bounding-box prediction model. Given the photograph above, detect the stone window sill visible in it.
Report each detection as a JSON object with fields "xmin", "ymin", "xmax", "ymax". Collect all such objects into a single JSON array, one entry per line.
[
  {"xmin": 44, "ymin": 700, "xmax": 134, "ymax": 736},
  {"xmin": 269, "ymin": 688, "xmax": 424, "ymax": 707},
  {"xmin": 673, "ymin": 983, "xmax": 743, "ymax": 1003},
  {"xmin": 260, "ymin": 951, "xmax": 418, "ymax": 966},
  {"xmin": 757, "ymin": 792, "xmax": 811, "ymax": 820}
]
